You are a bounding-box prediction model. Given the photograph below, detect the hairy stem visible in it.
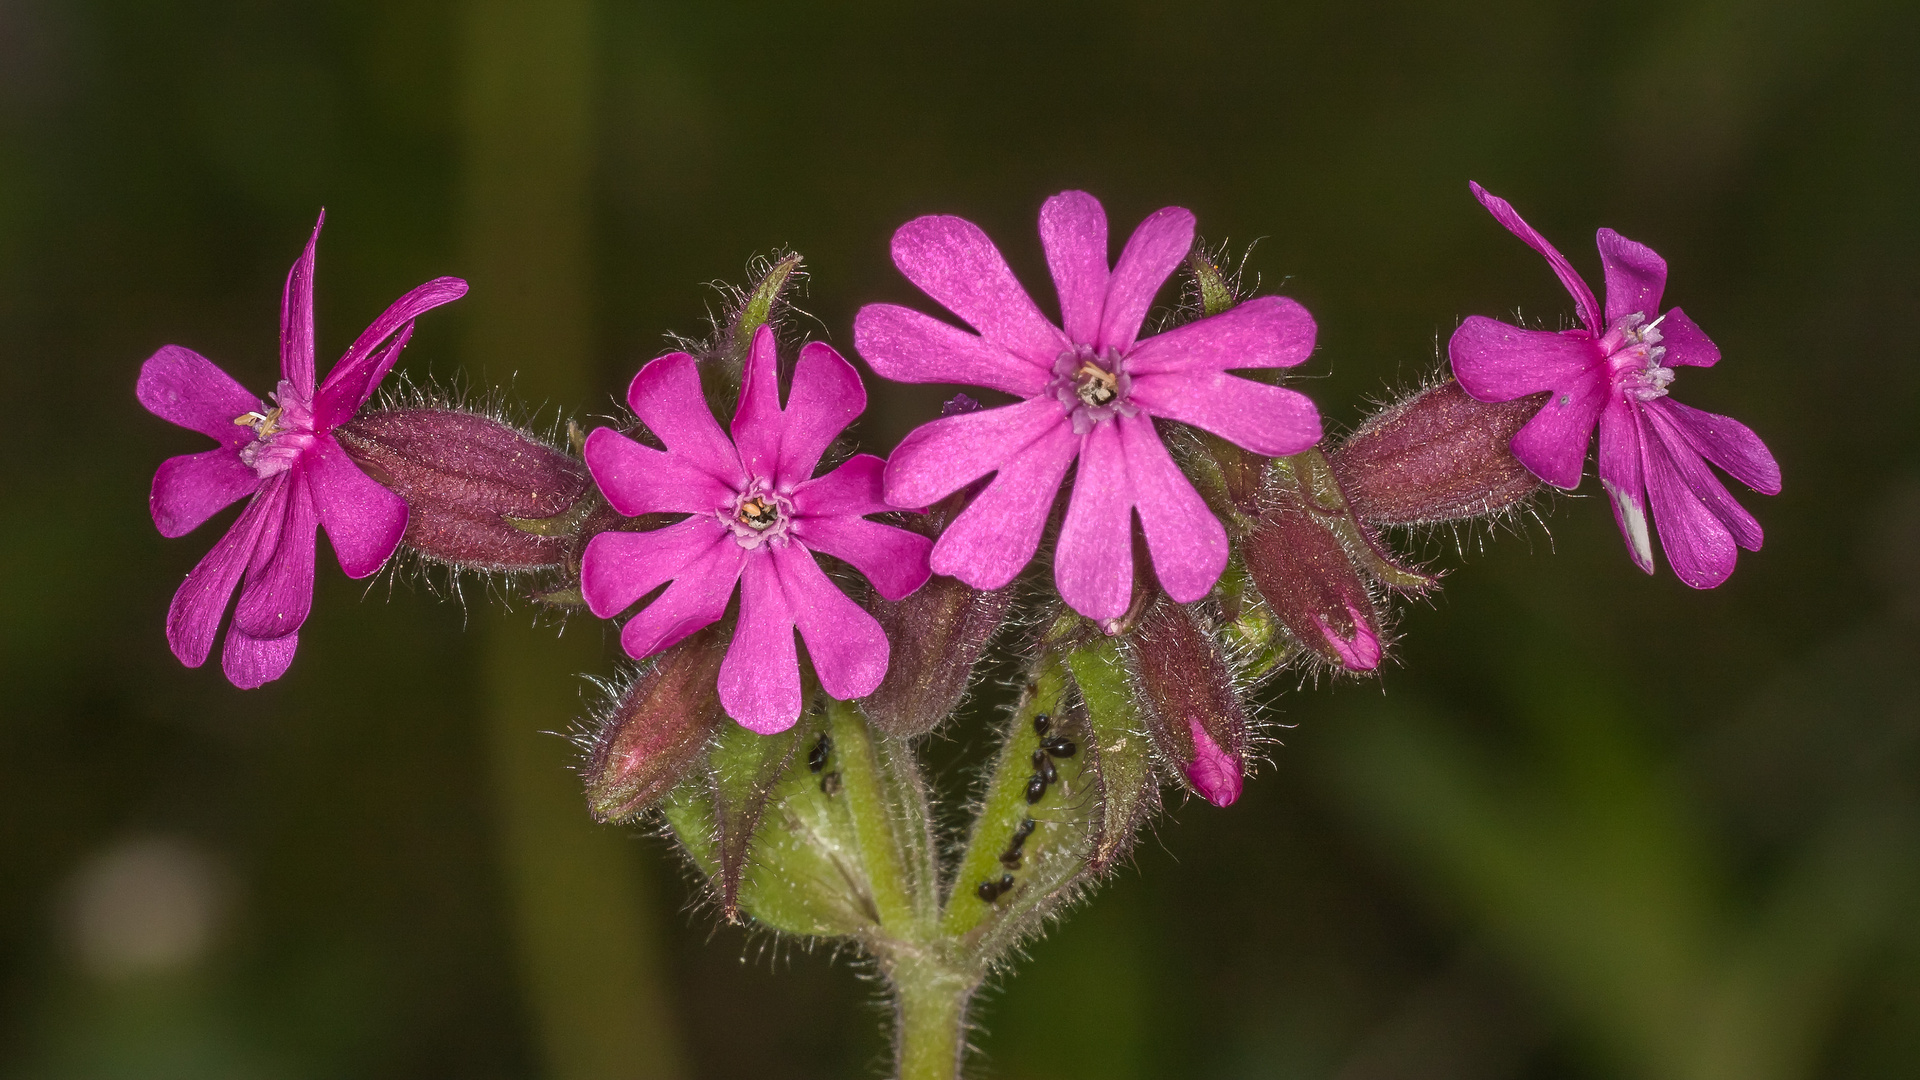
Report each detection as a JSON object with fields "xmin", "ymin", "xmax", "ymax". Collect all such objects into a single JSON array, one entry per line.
[{"xmin": 889, "ymin": 955, "xmax": 975, "ymax": 1080}]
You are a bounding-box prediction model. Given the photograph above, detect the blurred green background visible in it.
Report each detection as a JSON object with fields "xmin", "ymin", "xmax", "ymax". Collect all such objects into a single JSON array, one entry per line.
[{"xmin": 3, "ymin": 1, "xmax": 1916, "ymax": 1077}]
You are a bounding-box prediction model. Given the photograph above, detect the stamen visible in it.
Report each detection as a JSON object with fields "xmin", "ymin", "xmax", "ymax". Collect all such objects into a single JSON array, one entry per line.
[
  {"xmin": 1075, "ymin": 362, "xmax": 1118, "ymax": 407},
  {"xmin": 736, "ymin": 496, "xmax": 779, "ymax": 530}
]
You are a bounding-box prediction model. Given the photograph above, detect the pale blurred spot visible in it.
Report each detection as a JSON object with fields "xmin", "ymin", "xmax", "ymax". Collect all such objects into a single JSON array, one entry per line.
[{"xmin": 67, "ymin": 835, "xmax": 230, "ymax": 979}]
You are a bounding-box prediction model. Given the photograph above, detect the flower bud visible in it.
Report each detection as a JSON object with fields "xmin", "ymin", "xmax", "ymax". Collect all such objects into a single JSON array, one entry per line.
[
  {"xmin": 1242, "ymin": 492, "xmax": 1384, "ymax": 672},
  {"xmin": 1126, "ymin": 599, "xmax": 1250, "ymax": 807},
  {"xmin": 335, "ymin": 408, "xmax": 593, "ymax": 572},
  {"xmin": 581, "ymin": 631, "xmax": 729, "ymax": 823},
  {"xmin": 1329, "ymin": 379, "xmax": 1542, "ymax": 525},
  {"xmin": 708, "ymin": 716, "xmax": 808, "ymax": 919},
  {"xmin": 860, "ymin": 573, "xmax": 1012, "ymax": 737}
]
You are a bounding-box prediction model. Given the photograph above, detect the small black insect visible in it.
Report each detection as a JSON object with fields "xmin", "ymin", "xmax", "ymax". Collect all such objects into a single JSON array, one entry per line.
[
  {"xmin": 1042, "ymin": 737, "xmax": 1077, "ymax": 758},
  {"xmin": 1035, "ymin": 754, "xmax": 1058, "ymax": 785},
  {"xmin": 999, "ymin": 849, "xmax": 1022, "ymax": 870},
  {"xmin": 1032, "ymin": 713, "xmax": 1052, "ymax": 737},
  {"xmin": 819, "ymin": 770, "xmax": 843, "ymax": 796},
  {"xmin": 808, "ymin": 733, "xmax": 831, "ymax": 773},
  {"xmin": 976, "ymin": 878, "xmax": 1002, "ymax": 902},
  {"xmin": 1025, "ymin": 774, "xmax": 1047, "ymax": 804},
  {"xmin": 1011, "ymin": 817, "xmax": 1037, "ymax": 844},
  {"xmin": 997, "ymin": 873, "xmax": 1015, "ymax": 893}
]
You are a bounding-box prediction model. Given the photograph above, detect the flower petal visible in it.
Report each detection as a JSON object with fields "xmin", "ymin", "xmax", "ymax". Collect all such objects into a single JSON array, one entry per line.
[
  {"xmin": 1653, "ymin": 397, "xmax": 1780, "ymax": 494},
  {"xmin": 1657, "ymin": 307, "xmax": 1720, "ymax": 368},
  {"xmin": 928, "ymin": 420, "xmax": 1080, "ymax": 589},
  {"xmin": 1040, "ymin": 190, "xmax": 1110, "ymax": 345},
  {"xmin": 233, "ymin": 468, "xmax": 318, "ymax": 640},
  {"xmin": 138, "ymin": 345, "xmax": 262, "ymax": 445},
  {"xmin": 774, "ymin": 341, "xmax": 866, "ymax": 488},
  {"xmin": 1097, "ymin": 206, "xmax": 1195, "ymax": 354},
  {"xmin": 1469, "ymin": 182, "xmax": 1601, "ymax": 334},
  {"xmin": 1054, "ymin": 421, "xmax": 1135, "ymax": 620},
  {"xmin": 1642, "ymin": 402, "xmax": 1763, "ymax": 551},
  {"xmin": 793, "ymin": 517, "xmax": 932, "ymax": 602},
  {"xmin": 281, "ymin": 213, "xmax": 321, "ymax": 398},
  {"xmin": 890, "ymin": 214, "xmax": 1068, "ymax": 365},
  {"xmin": 852, "ymin": 303, "xmax": 1051, "ymax": 397},
  {"xmin": 1640, "ymin": 412, "xmax": 1740, "ymax": 589},
  {"xmin": 731, "ymin": 323, "xmax": 784, "ymax": 482},
  {"xmin": 884, "ymin": 396, "xmax": 1068, "ymax": 509},
  {"xmin": 792, "ymin": 454, "xmax": 891, "ymax": 519},
  {"xmin": 222, "ymin": 627, "xmax": 299, "ymax": 689},
  {"xmin": 151, "ymin": 448, "xmax": 260, "ymax": 538},
  {"xmin": 1448, "ymin": 317, "xmax": 1599, "ymax": 402},
  {"xmin": 624, "ymin": 351, "xmax": 746, "ymax": 488},
  {"xmin": 1128, "ymin": 370, "xmax": 1322, "ymax": 456},
  {"xmin": 314, "ymin": 277, "xmax": 468, "ymax": 427},
  {"xmin": 616, "ymin": 532, "xmax": 746, "ymax": 660},
  {"xmin": 1508, "ymin": 372, "xmax": 1607, "ymax": 489},
  {"xmin": 1598, "ymin": 400, "xmax": 1654, "ymax": 574},
  {"xmin": 166, "ymin": 479, "xmax": 280, "ymax": 669},
  {"xmin": 584, "ymin": 427, "xmax": 737, "ymax": 517},
  {"xmin": 306, "ymin": 434, "xmax": 408, "ymax": 578},
  {"xmin": 1119, "ymin": 413, "xmax": 1228, "ymax": 604},
  {"xmin": 1597, "ymin": 228, "xmax": 1667, "ymax": 325},
  {"xmin": 1125, "ymin": 296, "xmax": 1317, "ymax": 375},
  {"xmin": 717, "ymin": 553, "xmax": 802, "ymax": 733},
  {"xmin": 776, "ymin": 543, "xmax": 891, "ymax": 701},
  {"xmin": 580, "ymin": 516, "xmax": 732, "ymax": 618}
]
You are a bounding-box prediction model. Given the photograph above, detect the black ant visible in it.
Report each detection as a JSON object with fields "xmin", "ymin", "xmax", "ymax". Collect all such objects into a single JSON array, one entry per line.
[
  {"xmin": 999, "ymin": 817, "xmax": 1036, "ymax": 869},
  {"xmin": 1033, "ymin": 713, "xmax": 1051, "ymax": 737},
  {"xmin": 1025, "ymin": 774, "xmax": 1048, "ymax": 804},
  {"xmin": 1042, "ymin": 737, "xmax": 1076, "ymax": 758},
  {"xmin": 1031, "ymin": 749, "xmax": 1058, "ymax": 785},
  {"xmin": 975, "ymin": 873, "xmax": 1017, "ymax": 903},
  {"xmin": 807, "ymin": 732, "xmax": 831, "ymax": 773}
]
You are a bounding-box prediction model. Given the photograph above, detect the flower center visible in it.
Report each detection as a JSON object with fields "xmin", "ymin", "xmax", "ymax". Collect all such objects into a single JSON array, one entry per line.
[
  {"xmin": 233, "ymin": 380, "xmax": 315, "ymax": 479},
  {"xmin": 721, "ymin": 484, "xmax": 793, "ymax": 550},
  {"xmin": 1600, "ymin": 312, "xmax": 1675, "ymax": 403},
  {"xmin": 1050, "ymin": 345, "xmax": 1137, "ymax": 434}
]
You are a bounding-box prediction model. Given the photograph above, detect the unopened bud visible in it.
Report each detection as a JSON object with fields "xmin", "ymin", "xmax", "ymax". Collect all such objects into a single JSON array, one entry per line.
[
  {"xmin": 1126, "ymin": 600, "xmax": 1250, "ymax": 807},
  {"xmin": 1242, "ymin": 493, "xmax": 1384, "ymax": 672},
  {"xmin": 1330, "ymin": 379, "xmax": 1542, "ymax": 525},
  {"xmin": 335, "ymin": 408, "xmax": 593, "ymax": 572},
  {"xmin": 581, "ymin": 630, "xmax": 728, "ymax": 824},
  {"xmin": 861, "ymin": 574, "xmax": 1012, "ymax": 737}
]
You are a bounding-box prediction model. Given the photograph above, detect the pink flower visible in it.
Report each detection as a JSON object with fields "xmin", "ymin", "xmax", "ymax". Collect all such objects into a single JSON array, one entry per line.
[
  {"xmin": 137, "ymin": 213, "xmax": 467, "ymax": 687},
  {"xmin": 581, "ymin": 326, "xmax": 933, "ymax": 734},
  {"xmin": 855, "ymin": 191, "xmax": 1322, "ymax": 621},
  {"xmin": 1448, "ymin": 183, "xmax": 1781, "ymax": 588}
]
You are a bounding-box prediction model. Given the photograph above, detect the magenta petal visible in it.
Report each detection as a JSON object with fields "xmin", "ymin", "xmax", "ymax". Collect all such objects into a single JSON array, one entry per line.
[
  {"xmin": 1119, "ymin": 413, "xmax": 1228, "ymax": 604},
  {"xmin": 1657, "ymin": 307, "xmax": 1720, "ymax": 369},
  {"xmin": 1097, "ymin": 206, "xmax": 1195, "ymax": 354},
  {"xmin": 1653, "ymin": 398, "xmax": 1780, "ymax": 494},
  {"xmin": 580, "ymin": 516, "xmax": 731, "ymax": 618},
  {"xmin": 1596, "ymin": 228, "xmax": 1667, "ymax": 324},
  {"xmin": 1054, "ymin": 422, "xmax": 1135, "ymax": 620},
  {"xmin": 1469, "ymin": 182, "xmax": 1601, "ymax": 334},
  {"xmin": 1129, "ymin": 371, "xmax": 1321, "ymax": 457},
  {"xmin": 1598, "ymin": 401, "xmax": 1654, "ymax": 574},
  {"xmin": 776, "ymin": 544, "xmax": 891, "ymax": 701},
  {"xmin": 1040, "ymin": 191, "xmax": 1110, "ymax": 345},
  {"xmin": 1448, "ymin": 317, "xmax": 1600, "ymax": 403},
  {"xmin": 792, "ymin": 454, "xmax": 892, "ymax": 519},
  {"xmin": 1640, "ymin": 415, "xmax": 1739, "ymax": 589},
  {"xmin": 152, "ymin": 448, "xmax": 260, "ymax": 538},
  {"xmin": 624, "ymin": 352, "xmax": 747, "ymax": 488},
  {"xmin": 1642, "ymin": 404, "xmax": 1763, "ymax": 551},
  {"xmin": 717, "ymin": 554, "xmax": 803, "ymax": 733},
  {"xmin": 138, "ymin": 345, "xmax": 262, "ymax": 445},
  {"xmin": 306, "ymin": 435, "xmax": 407, "ymax": 579},
  {"xmin": 314, "ymin": 277, "xmax": 468, "ymax": 426},
  {"xmin": 233, "ymin": 469, "xmax": 318, "ymax": 640},
  {"xmin": 731, "ymin": 324, "xmax": 784, "ymax": 482},
  {"xmin": 616, "ymin": 533, "xmax": 746, "ymax": 660},
  {"xmin": 1185, "ymin": 718, "xmax": 1243, "ymax": 808},
  {"xmin": 928, "ymin": 420, "xmax": 1080, "ymax": 589},
  {"xmin": 772, "ymin": 341, "xmax": 866, "ymax": 488},
  {"xmin": 584, "ymin": 427, "xmax": 738, "ymax": 517},
  {"xmin": 1509, "ymin": 373, "xmax": 1607, "ymax": 489},
  {"xmin": 890, "ymin": 214, "xmax": 1069, "ymax": 366},
  {"xmin": 884, "ymin": 396, "xmax": 1068, "ymax": 509},
  {"xmin": 1125, "ymin": 296, "xmax": 1317, "ymax": 376},
  {"xmin": 853, "ymin": 304, "xmax": 1051, "ymax": 397},
  {"xmin": 166, "ymin": 481, "xmax": 280, "ymax": 668},
  {"xmin": 222, "ymin": 627, "xmax": 299, "ymax": 689},
  {"xmin": 794, "ymin": 517, "xmax": 932, "ymax": 602},
  {"xmin": 281, "ymin": 213, "xmax": 321, "ymax": 398}
]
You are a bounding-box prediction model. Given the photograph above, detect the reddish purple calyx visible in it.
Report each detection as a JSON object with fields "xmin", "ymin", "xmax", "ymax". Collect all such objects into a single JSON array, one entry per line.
[
  {"xmin": 1314, "ymin": 600, "xmax": 1382, "ymax": 671},
  {"xmin": 1184, "ymin": 718, "xmax": 1244, "ymax": 807}
]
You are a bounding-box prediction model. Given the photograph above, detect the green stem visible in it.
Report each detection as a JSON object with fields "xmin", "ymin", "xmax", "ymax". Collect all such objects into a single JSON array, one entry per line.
[{"xmin": 890, "ymin": 956, "xmax": 975, "ymax": 1080}]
